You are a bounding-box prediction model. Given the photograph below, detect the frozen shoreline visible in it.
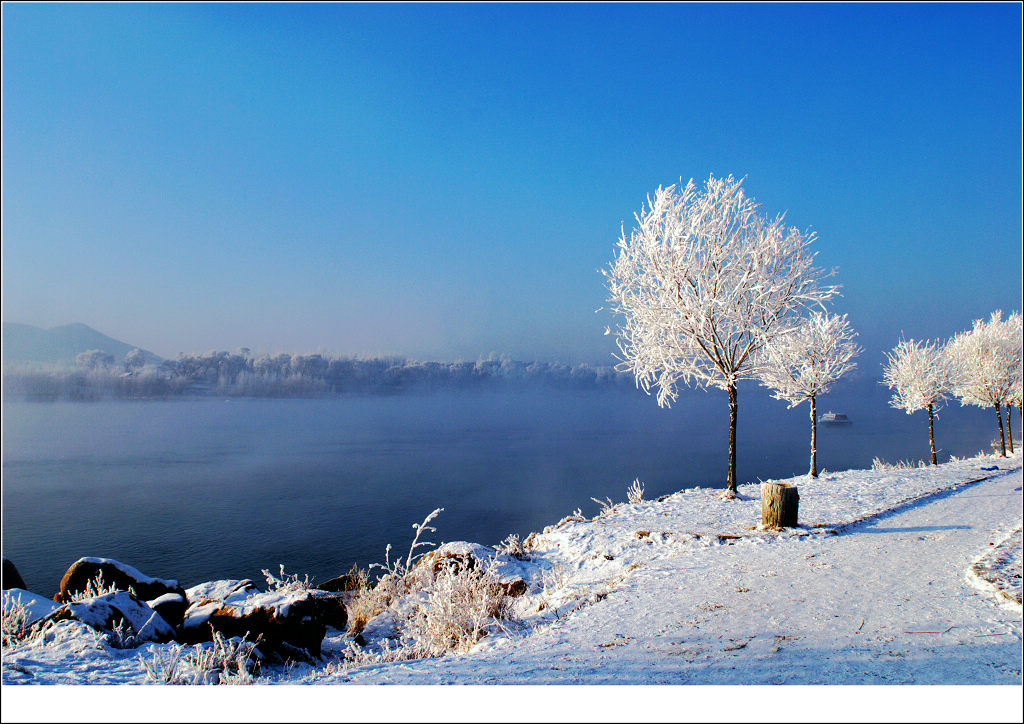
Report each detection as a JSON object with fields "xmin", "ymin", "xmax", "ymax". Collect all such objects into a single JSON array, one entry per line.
[{"xmin": 3, "ymin": 448, "xmax": 1022, "ymax": 701}]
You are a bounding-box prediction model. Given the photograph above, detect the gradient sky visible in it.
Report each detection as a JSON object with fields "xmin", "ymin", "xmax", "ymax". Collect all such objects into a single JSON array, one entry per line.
[{"xmin": 2, "ymin": 3, "xmax": 1021, "ymax": 370}]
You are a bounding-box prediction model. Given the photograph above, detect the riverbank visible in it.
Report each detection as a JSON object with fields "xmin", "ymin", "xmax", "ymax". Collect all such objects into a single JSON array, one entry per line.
[{"xmin": 3, "ymin": 448, "xmax": 1021, "ymax": 720}]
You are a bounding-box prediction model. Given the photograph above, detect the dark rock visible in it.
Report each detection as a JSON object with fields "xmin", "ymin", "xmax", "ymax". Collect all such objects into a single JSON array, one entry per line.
[
  {"xmin": 56, "ymin": 558, "xmax": 184, "ymax": 603},
  {"xmin": 147, "ymin": 592, "xmax": 187, "ymax": 630},
  {"xmin": 315, "ymin": 592, "xmax": 349, "ymax": 630},
  {"xmin": 180, "ymin": 588, "xmax": 342, "ymax": 657},
  {"xmin": 315, "ymin": 574, "xmax": 364, "ymax": 593},
  {"xmin": 3, "ymin": 557, "xmax": 28, "ymax": 591}
]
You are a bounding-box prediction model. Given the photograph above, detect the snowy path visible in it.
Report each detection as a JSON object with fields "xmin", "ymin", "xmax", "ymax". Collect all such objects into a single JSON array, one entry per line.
[{"xmin": 331, "ymin": 467, "xmax": 1023, "ymax": 685}]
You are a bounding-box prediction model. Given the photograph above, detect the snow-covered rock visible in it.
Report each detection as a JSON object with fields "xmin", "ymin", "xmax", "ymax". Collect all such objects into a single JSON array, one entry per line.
[
  {"xmin": 45, "ymin": 590, "xmax": 175, "ymax": 643},
  {"xmin": 146, "ymin": 591, "xmax": 187, "ymax": 629},
  {"xmin": 180, "ymin": 586, "xmax": 344, "ymax": 657},
  {"xmin": 417, "ymin": 541, "xmax": 529, "ymax": 596},
  {"xmin": 56, "ymin": 557, "xmax": 183, "ymax": 602},
  {"xmin": 185, "ymin": 578, "xmax": 258, "ymax": 606}
]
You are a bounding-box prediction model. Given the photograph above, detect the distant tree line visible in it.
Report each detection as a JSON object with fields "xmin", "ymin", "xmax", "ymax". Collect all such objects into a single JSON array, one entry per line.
[{"xmin": 2, "ymin": 349, "xmax": 634, "ymax": 401}]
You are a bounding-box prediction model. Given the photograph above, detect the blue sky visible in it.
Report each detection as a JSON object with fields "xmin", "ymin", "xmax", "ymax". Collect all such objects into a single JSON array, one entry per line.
[{"xmin": 2, "ymin": 3, "xmax": 1021, "ymax": 370}]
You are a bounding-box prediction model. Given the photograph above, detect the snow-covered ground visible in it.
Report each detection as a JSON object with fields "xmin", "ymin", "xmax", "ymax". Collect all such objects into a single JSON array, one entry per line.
[{"xmin": 3, "ymin": 448, "xmax": 1022, "ymax": 721}]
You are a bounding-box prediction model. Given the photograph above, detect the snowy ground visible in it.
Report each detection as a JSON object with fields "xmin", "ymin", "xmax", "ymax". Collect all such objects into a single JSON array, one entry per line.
[{"xmin": 3, "ymin": 448, "xmax": 1022, "ymax": 721}]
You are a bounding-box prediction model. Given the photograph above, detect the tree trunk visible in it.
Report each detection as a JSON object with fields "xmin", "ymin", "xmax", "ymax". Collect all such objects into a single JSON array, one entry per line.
[
  {"xmin": 761, "ymin": 482, "xmax": 799, "ymax": 528},
  {"xmin": 727, "ymin": 383, "xmax": 738, "ymax": 493},
  {"xmin": 1005, "ymin": 404, "xmax": 1014, "ymax": 454},
  {"xmin": 928, "ymin": 402, "xmax": 937, "ymax": 466},
  {"xmin": 995, "ymin": 403, "xmax": 1006, "ymax": 457},
  {"xmin": 809, "ymin": 394, "xmax": 818, "ymax": 478}
]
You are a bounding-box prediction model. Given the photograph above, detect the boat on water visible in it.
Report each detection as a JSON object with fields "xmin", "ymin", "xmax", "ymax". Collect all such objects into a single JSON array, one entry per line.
[{"xmin": 819, "ymin": 411, "xmax": 851, "ymax": 425}]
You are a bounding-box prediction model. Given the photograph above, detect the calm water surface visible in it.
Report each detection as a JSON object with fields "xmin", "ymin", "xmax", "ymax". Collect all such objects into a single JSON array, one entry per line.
[{"xmin": 1, "ymin": 387, "xmax": 1002, "ymax": 593}]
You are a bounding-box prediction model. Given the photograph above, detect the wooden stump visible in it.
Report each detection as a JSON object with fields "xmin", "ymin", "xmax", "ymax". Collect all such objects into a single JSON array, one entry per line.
[{"xmin": 761, "ymin": 482, "xmax": 799, "ymax": 529}]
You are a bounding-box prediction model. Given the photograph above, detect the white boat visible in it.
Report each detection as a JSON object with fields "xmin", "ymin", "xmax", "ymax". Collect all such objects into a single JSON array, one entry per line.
[{"xmin": 819, "ymin": 411, "xmax": 851, "ymax": 425}]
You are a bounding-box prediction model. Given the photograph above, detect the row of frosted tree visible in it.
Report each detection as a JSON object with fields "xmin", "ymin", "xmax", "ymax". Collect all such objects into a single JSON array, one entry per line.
[
  {"xmin": 604, "ymin": 173, "xmax": 1021, "ymax": 496},
  {"xmin": 883, "ymin": 311, "xmax": 1023, "ymax": 463},
  {"xmin": 3, "ymin": 350, "xmax": 633, "ymax": 401}
]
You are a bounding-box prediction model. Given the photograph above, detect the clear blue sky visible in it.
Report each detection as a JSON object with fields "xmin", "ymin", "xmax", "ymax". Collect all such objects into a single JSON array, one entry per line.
[{"xmin": 3, "ymin": 3, "xmax": 1021, "ymax": 370}]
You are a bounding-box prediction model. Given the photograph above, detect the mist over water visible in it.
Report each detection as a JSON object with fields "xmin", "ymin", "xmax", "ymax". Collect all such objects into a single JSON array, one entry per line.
[{"xmin": 1, "ymin": 386, "xmax": 1004, "ymax": 593}]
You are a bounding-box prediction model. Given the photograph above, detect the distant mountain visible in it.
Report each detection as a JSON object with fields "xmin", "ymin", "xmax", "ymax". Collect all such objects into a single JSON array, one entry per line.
[{"xmin": 1, "ymin": 322, "xmax": 162, "ymax": 367}]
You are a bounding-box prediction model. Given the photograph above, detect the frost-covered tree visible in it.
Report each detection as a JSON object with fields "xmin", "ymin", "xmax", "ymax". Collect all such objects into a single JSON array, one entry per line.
[
  {"xmin": 946, "ymin": 311, "xmax": 1020, "ymax": 457},
  {"xmin": 759, "ymin": 312, "xmax": 861, "ymax": 477},
  {"xmin": 603, "ymin": 174, "xmax": 836, "ymax": 495},
  {"xmin": 1005, "ymin": 311, "xmax": 1022, "ymax": 453},
  {"xmin": 882, "ymin": 338, "xmax": 955, "ymax": 465},
  {"xmin": 75, "ymin": 349, "xmax": 115, "ymax": 371},
  {"xmin": 124, "ymin": 348, "xmax": 146, "ymax": 373}
]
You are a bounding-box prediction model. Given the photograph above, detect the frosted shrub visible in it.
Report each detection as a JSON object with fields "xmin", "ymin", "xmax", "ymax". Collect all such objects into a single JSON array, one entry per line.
[
  {"xmin": 403, "ymin": 557, "xmax": 510, "ymax": 657},
  {"xmin": 590, "ymin": 496, "xmax": 617, "ymax": 517},
  {"xmin": 343, "ymin": 508, "xmax": 516, "ymax": 661},
  {"xmin": 499, "ymin": 534, "xmax": 526, "ymax": 560},
  {"xmin": 185, "ymin": 631, "xmax": 260, "ymax": 685},
  {"xmin": 261, "ymin": 564, "xmax": 314, "ymax": 593},
  {"xmin": 105, "ymin": 619, "xmax": 140, "ymax": 650},
  {"xmin": 141, "ymin": 632, "xmax": 261, "ymax": 685},
  {"xmin": 626, "ymin": 479, "xmax": 645, "ymax": 504},
  {"xmin": 141, "ymin": 645, "xmax": 188, "ymax": 684},
  {"xmin": 2, "ymin": 594, "xmax": 32, "ymax": 647},
  {"xmin": 68, "ymin": 573, "xmax": 122, "ymax": 602},
  {"xmin": 871, "ymin": 457, "xmax": 926, "ymax": 471}
]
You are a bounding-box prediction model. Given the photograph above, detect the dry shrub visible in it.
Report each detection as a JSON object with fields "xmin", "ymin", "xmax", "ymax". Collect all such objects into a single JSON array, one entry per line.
[
  {"xmin": 342, "ymin": 508, "xmax": 516, "ymax": 660},
  {"xmin": 68, "ymin": 573, "xmax": 121, "ymax": 602},
  {"xmin": 2, "ymin": 594, "xmax": 32, "ymax": 647},
  {"xmin": 403, "ymin": 557, "xmax": 511, "ymax": 656}
]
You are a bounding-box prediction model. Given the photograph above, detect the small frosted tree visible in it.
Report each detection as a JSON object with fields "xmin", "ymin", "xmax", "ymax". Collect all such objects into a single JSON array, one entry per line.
[
  {"xmin": 603, "ymin": 174, "xmax": 836, "ymax": 496},
  {"xmin": 758, "ymin": 312, "xmax": 862, "ymax": 477},
  {"xmin": 124, "ymin": 348, "xmax": 146, "ymax": 373},
  {"xmin": 1005, "ymin": 311, "xmax": 1022, "ymax": 453},
  {"xmin": 75, "ymin": 349, "xmax": 115, "ymax": 371},
  {"xmin": 946, "ymin": 311, "xmax": 1019, "ymax": 457},
  {"xmin": 882, "ymin": 338, "xmax": 954, "ymax": 465}
]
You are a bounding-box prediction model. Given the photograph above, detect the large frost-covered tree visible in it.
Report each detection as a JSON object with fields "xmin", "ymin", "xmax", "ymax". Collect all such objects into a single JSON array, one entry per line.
[
  {"xmin": 759, "ymin": 312, "xmax": 861, "ymax": 477},
  {"xmin": 882, "ymin": 338, "xmax": 955, "ymax": 465},
  {"xmin": 603, "ymin": 174, "xmax": 836, "ymax": 495},
  {"xmin": 946, "ymin": 311, "xmax": 1021, "ymax": 457}
]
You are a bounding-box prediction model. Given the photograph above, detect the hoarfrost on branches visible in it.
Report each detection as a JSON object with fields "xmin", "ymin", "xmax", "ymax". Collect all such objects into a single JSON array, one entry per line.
[
  {"xmin": 882, "ymin": 337, "xmax": 955, "ymax": 465},
  {"xmin": 758, "ymin": 312, "xmax": 861, "ymax": 477},
  {"xmin": 603, "ymin": 173, "xmax": 837, "ymax": 492},
  {"xmin": 946, "ymin": 311, "xmax": 1021, "ymax": 456},
  {"xmin": 758, "ymin": 312, "xmax": 861, "ymax": 408}
]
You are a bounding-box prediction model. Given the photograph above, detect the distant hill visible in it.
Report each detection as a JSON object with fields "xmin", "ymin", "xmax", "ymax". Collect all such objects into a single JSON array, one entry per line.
[{"xmin": 1, "ymin": 322, "xmax": 162, "ymax": 367}]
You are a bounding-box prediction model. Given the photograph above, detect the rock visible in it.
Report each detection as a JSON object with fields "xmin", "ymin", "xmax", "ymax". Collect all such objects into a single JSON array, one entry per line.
[
  {"xmin": 2, "ymin": 557, "xmax": 28, "ymax": 591},
  {"xmin": 315, "ymin": 574, "xmax": 364, "ymax": 593},
  {"xmin": 147, "ymin": 592, "xmax": 187, "ymax": 630},
  {"xmin": 45, "ymin": 590, "xmax": 176, "ymax": 643},
  {"xmin": 56, "ymin": 558, "xmax": 184, "ymax": 603},
  {"xmin": 417, "ymin": 541, "xmax": 529, "ymax": 597},
  {"xmin": 185, "ymin": 579, "xmax": 259, "ymax": 607},
  {"xmin": 315, "ymin": 592, "xmax": 349, "ymax": 631},
  {"xmin": 180, "ymin": 588, "xmax": 342, "ymax": 657}
]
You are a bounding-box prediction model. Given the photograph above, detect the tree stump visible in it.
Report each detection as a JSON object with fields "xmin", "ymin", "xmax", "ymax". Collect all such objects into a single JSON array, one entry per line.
[{"xmin": 761, "ymin": 482, "xmax": 799, "ymax": 529}]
